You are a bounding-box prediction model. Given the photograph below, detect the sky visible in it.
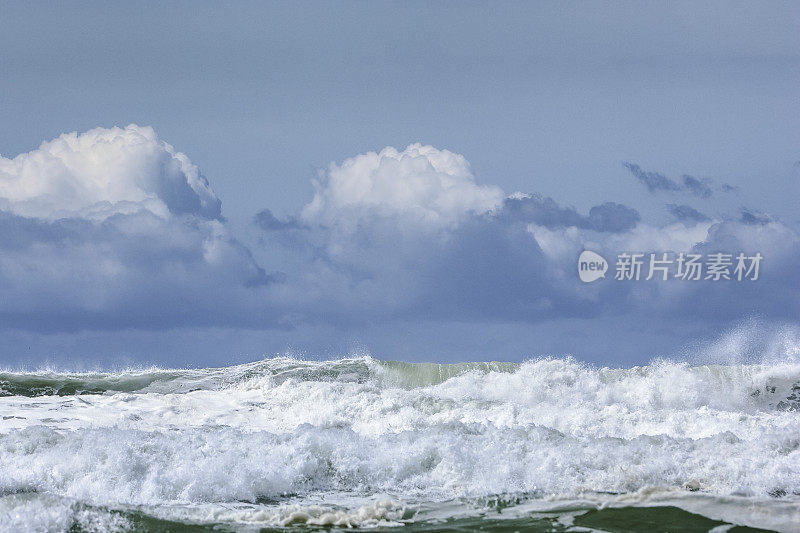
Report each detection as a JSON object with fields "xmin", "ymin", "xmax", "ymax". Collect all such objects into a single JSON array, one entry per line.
[{"xmin": 0, "ymin": 1, "xmax": 799, "ymax": 368}]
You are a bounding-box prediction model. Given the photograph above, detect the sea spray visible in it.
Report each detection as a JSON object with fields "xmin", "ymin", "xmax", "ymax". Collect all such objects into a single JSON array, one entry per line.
[{"xmin": 1, "ymin": 354, "xmax": 799, "ymax": 531}]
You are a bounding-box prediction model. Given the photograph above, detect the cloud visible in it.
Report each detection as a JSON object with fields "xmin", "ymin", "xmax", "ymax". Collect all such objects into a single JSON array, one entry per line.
[
  {"xmin": 740, "ymin": 208, "xmax": 772, "ymax": 226},
  {"xmin": 667, "ymin": 204, "xmax": 710, "ymax": 224},
  {"xmin": 685, "ymin": 219, "xmax": 800, "ymax": 321},
  {"xmin": 497, "ymin": 194, "xmax": 587, "ymax": 228},
  {"xmin": 0, "ymin": 125, "xmax": 221, "ymax": 221},
  {"xmin": 496, "ymin": 195, "xmax": 640, "ymax": 233},
  {"xmin": 253, "ymin": 145, "xmax": 800, "ymax": 333},
  {"xmin": 254, "ymin": 209, "xmax": 302, "ymax": 231},
  {"xmin": 587, "ymin": 202, "xmax": 641, "ymax": 233},
  {"xmin": 624, "ymin": 163, "xmax": 734, "ymax": 199},
  {"xmin": 623, "ymin": 163, "xmax": 682, "ymax": 193},
  {"xmin": 300, "ymin": 144, "xmax": 504, "ymax": 231},
  {"xmin": 682, "ymin": 175, "xmax": 713, "ymax": 199},
  {"xmin": 1, "ymin": 129, "xmax": 798, "ymax": 355},
  {"xmin": 0, "ymin": 126, "xmax": 277, "ymax": 332}
]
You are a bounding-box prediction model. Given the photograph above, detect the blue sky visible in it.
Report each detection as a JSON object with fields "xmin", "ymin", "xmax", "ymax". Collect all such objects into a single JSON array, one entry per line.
[{"xmin": 0, "ymin": 2, "xmax": 798, "ymax": 367}]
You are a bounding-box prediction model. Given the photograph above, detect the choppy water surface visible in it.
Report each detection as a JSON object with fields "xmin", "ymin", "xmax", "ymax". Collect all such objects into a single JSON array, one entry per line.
[{"xmin": 1, "ymin": 356, "xmax": 799, "ymax": 532}]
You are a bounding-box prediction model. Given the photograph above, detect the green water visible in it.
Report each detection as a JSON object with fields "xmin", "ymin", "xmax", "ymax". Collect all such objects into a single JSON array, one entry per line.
[{"xmin": 66, "ymin": 505, "xmax": 778, "ymax": 533}]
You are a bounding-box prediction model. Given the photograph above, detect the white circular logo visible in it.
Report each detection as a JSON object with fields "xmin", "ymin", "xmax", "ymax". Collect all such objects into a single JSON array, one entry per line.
[{"xmin": 578, "ymin": 250, "xmax": 608, "ymax": 283}]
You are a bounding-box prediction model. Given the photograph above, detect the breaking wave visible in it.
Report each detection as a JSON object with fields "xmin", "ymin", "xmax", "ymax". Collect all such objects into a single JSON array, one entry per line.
[{"xmin": 1, "ymin": 332, "xmax": 800, "ymax": 531}]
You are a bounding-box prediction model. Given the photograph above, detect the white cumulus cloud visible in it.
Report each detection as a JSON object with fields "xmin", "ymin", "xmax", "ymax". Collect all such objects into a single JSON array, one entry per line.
[
  {"xmin": 301, "ymin": 144, "xmax": 504, "ymax": 231},
  {"xmin": 0, "ymin": 125, "xmax": 272, "ymax": 331},
  {"xmin": 0, "ymin": 125, "xmax": 221, "ymax": 221}
]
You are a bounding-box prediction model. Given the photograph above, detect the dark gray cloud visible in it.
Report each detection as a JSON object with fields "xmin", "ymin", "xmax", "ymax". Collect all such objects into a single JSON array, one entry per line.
[
  {"xmin": 688, "ymin": 221, "xmax": 800, "ymax": 321},
  {"xmin": 0, "ymin": 210, "xmax": 280, "ymax": 332},
  {"xmin": 497, "ymin": 195, "xmax": 586, "ymax": 228},
  {"xmin": 667, "ymin": 204, "xmax": 710, "ymax": 224},
  {"xmin": 623, "ymin": 163, "xmax": 682, "ymax": 193},
  {"xmin": 588, "ymin": 202, "xmax": 641, "ymax": 233},
  {"xmin": 740, "ymin": 208, "xmax": 772, "ymax": 226},
  {"xmin": 416, "ymin": 216, "xmax": 595, "ymax": 322},
  {"xmin": 496, "ymin": 196, "xmax": 639, "ymax": 233},
  {"xmin": 682, "ymin": 175, "xmax": 713, "ymax": 199},
  {"xmin": 255, "ymin": 189, "xmax": 800, "ymax": 331},
  {"xmin": 254, "ymin": 209, "xmax": 303, "ymax": 231},
  {"xmin": 625, "ymin": 163, "xmax": 735, "ymax": 199}
]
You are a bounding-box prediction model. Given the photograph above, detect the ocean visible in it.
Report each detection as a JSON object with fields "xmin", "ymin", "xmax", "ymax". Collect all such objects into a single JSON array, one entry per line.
[{"xmin": 0, "ymin": 356, "xmax": 798, "ymax": 532}]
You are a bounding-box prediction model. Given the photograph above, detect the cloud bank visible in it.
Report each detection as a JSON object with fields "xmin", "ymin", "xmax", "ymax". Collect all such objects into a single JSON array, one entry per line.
[
  {"xmin": 0, "ymin": 126, "xmax": 272, "ymax": 331},
  {"xmin": 259, "ymin": 145, "xmax": 800, "ymax": 329},
  {"xmin": 0, "ymin": 126, "xmax": 797, "ymax": 362}
]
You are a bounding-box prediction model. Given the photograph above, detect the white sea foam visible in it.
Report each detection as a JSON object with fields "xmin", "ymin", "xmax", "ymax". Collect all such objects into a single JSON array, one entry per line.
[{"xmin": 1, "ymin": 344, "xmax": 800, "ymax": 531}]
